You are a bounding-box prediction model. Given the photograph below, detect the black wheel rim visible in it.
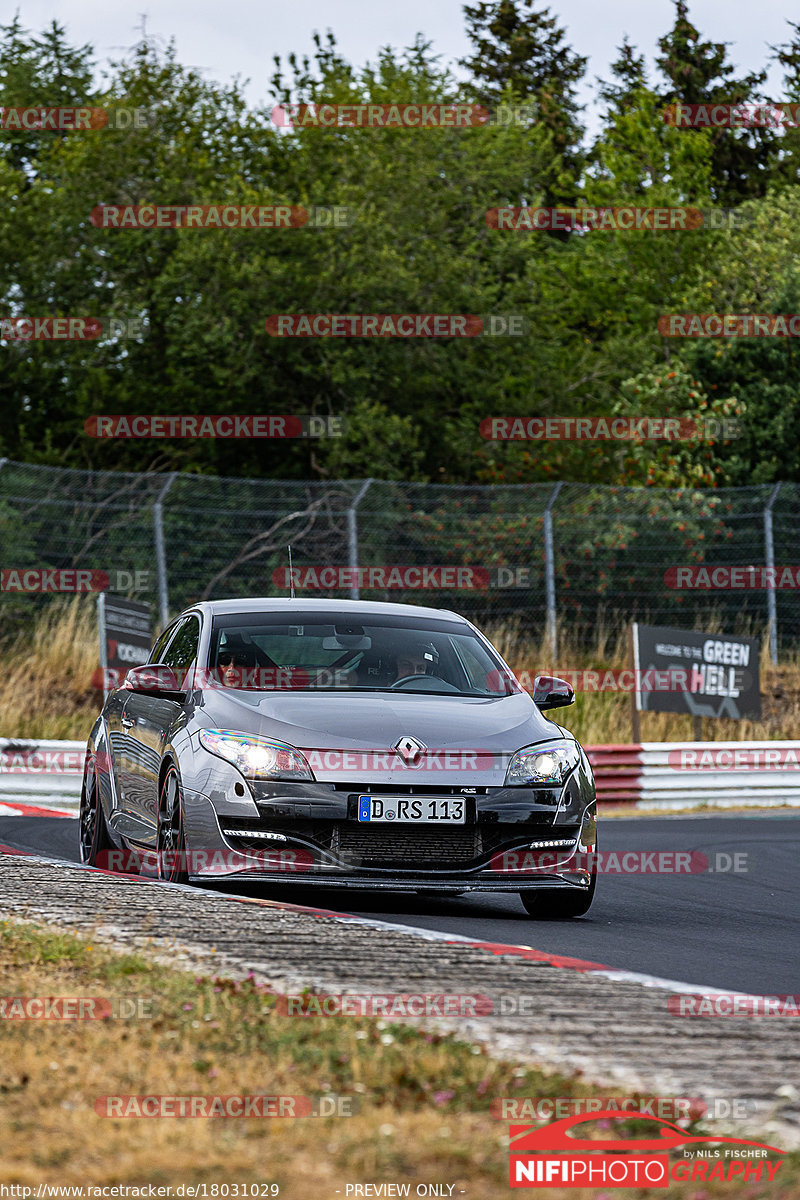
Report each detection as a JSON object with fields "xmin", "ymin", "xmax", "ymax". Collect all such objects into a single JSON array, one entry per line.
[
  {"xmin": 158, "ymin": 769, "xmax": 183, "ymax": 880},
  {"xmin": 79, "ymin": 768, "xmax": 97, "ymax": 863}
]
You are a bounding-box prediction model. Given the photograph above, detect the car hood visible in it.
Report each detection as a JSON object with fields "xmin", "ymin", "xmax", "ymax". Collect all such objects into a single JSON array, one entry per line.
[{"xmin": 194, "ymin": 688, "xmax": 566, "ymax": 785}]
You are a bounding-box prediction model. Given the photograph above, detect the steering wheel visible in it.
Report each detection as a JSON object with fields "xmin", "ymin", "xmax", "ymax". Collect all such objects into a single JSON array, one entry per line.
[{"xmin": 390, "ymin": 674, "xmax": 460, "ymax": 693}]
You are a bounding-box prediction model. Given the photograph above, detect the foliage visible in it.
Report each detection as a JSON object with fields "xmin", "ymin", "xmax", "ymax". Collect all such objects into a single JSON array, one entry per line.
[{"xmin": 0, "ymin": 5, "xmax": 798, "ymax": 488}]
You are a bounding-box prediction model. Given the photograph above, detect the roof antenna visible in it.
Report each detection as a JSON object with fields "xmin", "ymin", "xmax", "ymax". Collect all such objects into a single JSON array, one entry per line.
[{"xmin": 287, "ymin": 544, "xmax": 295, "ymax": 599}]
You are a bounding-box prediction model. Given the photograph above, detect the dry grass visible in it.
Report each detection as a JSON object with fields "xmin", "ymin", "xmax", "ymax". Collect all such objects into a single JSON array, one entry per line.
[
  {"xmin": 0, "ymin": 597, "xmax": 100, "ymax": 739},
  {"xmin": 0, "ymin": 601, "xmax": 798, "ymax": 745},
  {"xmin": 482, "ymin": 618, "xmax": 800, "ymax": 745},
  {"xmin": 1, "ymin": 921, "xmax": 796, "ymax": 1196}
]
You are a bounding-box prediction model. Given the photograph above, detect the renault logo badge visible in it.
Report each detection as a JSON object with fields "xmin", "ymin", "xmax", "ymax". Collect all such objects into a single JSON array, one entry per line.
[{"xmin": 394, "ymin": 735, "xmax": 426, "ymax": 763}]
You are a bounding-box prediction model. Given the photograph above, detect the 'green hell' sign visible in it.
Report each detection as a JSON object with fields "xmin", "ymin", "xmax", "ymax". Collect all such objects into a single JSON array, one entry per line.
[{"xmin": 632, "ymin": 623, "xmax": 761, "ymax": 720}]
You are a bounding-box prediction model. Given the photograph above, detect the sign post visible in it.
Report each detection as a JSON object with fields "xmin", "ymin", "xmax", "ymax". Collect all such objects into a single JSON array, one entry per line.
[
  {"xmin": 628, "ymin": 623, "xmax": 641, "ymax": 744},
  {"xmin": 97, "ymin": 594, "xmax": 152, "ymax": 699}
]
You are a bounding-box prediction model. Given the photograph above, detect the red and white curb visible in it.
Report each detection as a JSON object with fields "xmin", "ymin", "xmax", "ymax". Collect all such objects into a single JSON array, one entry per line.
[{"xmin": 0, "ymin": 801, "xmax": 77, "ymax": 819}]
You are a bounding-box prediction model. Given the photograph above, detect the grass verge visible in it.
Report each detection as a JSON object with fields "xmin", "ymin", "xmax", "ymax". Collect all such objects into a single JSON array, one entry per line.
[{"xmin": 0, "ymin": 920, "xmax": 797, "ymax": 1197}]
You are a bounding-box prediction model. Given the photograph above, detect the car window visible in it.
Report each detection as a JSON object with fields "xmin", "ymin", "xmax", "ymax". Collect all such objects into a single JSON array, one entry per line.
[
  {"xmin": 453, "ymin": 638, "xmax": 495, "ymax": 690},
  {"xmin": 162, "ymin": 616, "xmax": 200, "ymax": 672},
  {"xmin": 207, "ymin": 614, "xmax": 508, "ymax": 695},
  {"xmin": 149, "ymin": 620, "xmax": 182, "ymax": 664}
]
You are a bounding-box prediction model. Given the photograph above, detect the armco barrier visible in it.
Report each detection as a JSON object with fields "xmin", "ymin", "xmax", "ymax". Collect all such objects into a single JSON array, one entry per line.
[
  {"xmin": 2, "ymin": 738, "xmax": 800, "ymax": 814},
  {"xmin": 588, "ymin": 741, "xmax": 800, "ymax": 808},
  {"xmin": 0, "ymin": 738, "xmax": 85, "ymax": 810}
]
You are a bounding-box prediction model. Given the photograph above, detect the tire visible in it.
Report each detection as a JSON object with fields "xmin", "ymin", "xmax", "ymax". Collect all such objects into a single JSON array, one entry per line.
[
  {"xmin": 157, "ymin": 764, "xmax": 189, "ymax": 884},
  {"xmin": 79, "ymin": 763, "xmax": 113, "ymax": 867},
  {"xmin": 519, "ymin": 870, "xmax": 596, "ymax": 918}
]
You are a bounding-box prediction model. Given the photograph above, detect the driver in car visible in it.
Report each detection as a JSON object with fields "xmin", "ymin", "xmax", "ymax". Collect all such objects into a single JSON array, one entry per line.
[
  {"xmin": 393, "ymin": 641, "xmax": 439, "ymax": 682},
  {"xmin": 218, "ymin": 646, "xmax": 257, "ymax": 688}
]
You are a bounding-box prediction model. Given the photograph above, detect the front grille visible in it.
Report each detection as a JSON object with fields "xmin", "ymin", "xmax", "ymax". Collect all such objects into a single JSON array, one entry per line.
[{"xmin": 333, "ymin": 824, "xmax": 482, "ymax": 866}]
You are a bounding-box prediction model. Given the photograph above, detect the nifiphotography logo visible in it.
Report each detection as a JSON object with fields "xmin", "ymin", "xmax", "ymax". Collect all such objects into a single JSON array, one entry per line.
[{"xmin": 508, "ymin": 1111, "xmax": 784, "ymax": 1188}]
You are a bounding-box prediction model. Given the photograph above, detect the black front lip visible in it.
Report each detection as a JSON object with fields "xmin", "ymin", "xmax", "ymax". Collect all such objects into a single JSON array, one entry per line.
[
  {"xmin": 207, "ymin": 821, "xmax": 590, "ymax": 887},
  {"xmin": 191, "ymin": 872, "xmax": 591, "ymax": 892}
]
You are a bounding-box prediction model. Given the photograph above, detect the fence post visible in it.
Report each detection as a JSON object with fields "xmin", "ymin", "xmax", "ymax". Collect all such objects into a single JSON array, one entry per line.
[
  {"xmin": 544, "ymin": 482, "xmax": 563, "ymax": 663},
  {"xmin": 153, "ymin": 473, "xmax": 177, "ymax": 630},
  {"xmin": 347, "ymin": 479, "xmax": 374, "ymax": 600},
  {"xmin": 764, "ymin": 482, "xmax": 781, "ymax": 665}
]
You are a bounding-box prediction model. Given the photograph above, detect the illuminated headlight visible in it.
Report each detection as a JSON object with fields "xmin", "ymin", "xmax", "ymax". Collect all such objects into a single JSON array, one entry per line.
[
  {"xmin": 199, "ymin": 729, "xmax": 315, "ymax": 782},
  {"xmin": 505, "ymin": 741, "xmax": 580, "ymax": 786}
]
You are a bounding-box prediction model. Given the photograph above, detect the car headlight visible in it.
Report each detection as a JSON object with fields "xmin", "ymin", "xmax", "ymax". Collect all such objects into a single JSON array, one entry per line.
[
  {"xmin": 198, "ymin": 729, "xmax": 315, "ymax": 782},
  {"xmin": 505, "ymin": 740, "xmax": 580, "ymax": 786}
]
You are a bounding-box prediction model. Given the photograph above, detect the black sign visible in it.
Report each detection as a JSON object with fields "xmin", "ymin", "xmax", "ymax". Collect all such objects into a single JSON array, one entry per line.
[
  {"xmin": 98, "ymin": 594, "xmax": 152, "ymax": 691},
  {"xmin": 633, "ymin": 623, "xmax": 761, "ymax": 720}
]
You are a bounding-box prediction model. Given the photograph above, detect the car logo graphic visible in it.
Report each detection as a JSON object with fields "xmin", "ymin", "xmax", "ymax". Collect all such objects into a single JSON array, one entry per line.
[
  {"xmin": 509, "ymin": 1112, "xmax": 785, "ymax": 1155},
  {"xmin": 394, "ymin": 735, "xmax": 426, "ymax": 763}
]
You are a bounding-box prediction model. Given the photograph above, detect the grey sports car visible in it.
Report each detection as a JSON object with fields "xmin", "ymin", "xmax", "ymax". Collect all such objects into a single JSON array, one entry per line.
[{"xmin": 80, "ymin": 598, "xmax": 597, "ymax": 917}]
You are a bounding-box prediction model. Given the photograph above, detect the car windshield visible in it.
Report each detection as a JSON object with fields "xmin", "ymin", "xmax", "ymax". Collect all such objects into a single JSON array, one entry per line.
[{"xmin": 207, "ymin": 611, "xmax": 516, "ymax": 696}]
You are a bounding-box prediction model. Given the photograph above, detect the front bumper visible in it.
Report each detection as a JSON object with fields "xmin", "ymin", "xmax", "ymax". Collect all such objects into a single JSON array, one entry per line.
[
  {"xmin": 182, "ymin": 789, "xmax": 597, "ymax": 891},
  {"xmin": 177, "ymin": 736, "xmax": 596, "ymax": 889}
]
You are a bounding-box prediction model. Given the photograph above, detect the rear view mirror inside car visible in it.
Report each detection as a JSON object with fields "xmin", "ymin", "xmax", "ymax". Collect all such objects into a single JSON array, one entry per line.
[{"xmin": 322, "ymin": 634, "xmax": 372, "ymax": 650}]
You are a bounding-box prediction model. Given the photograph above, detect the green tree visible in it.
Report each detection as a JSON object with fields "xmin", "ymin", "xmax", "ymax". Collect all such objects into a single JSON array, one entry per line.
[
  {"xmin": 0, "ymin": 17, "xmax": 95, "ymax": 176},
  {"xmin": 769, "ymin": 20, "xmax": 800, "ymax": 187},
  {"xmin": 655, "ymin": 0, "xmax": 776, "ymax": 203},
  {"xmin": 460, "ymin": 0, "xmax": 587, "ymax": 203}
]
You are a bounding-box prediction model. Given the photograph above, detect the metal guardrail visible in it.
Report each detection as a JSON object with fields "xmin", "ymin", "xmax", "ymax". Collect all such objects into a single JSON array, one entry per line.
[
  {"xmin": 588, "ymin": 741, "xmax": 800, "ymax": 808},
  {"xmin": 3, "ymin": 738, "xmax": 800, "ymax": 815},
  {"xmin": 0, "ymin": 739, "xmax": 85, "ymax": 810}
]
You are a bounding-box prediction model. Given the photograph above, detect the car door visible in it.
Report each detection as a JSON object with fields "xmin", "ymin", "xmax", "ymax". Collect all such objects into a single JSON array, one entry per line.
[
  {"xmin": 117, "ymin": 617, "xmax": 199, "ymax": 844},
  {"xmin": 95, "ymin": 686, "xmax": 128, "ymax": 829},
  {"xmin": 112, "ymin": 619, "xmax": 182, "ymax": 841}
]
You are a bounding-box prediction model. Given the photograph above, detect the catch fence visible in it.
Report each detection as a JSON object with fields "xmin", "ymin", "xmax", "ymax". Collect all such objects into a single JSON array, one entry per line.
[{"xmin": 1, "ymin": 459, "xmax": 799, "ymax": 658}]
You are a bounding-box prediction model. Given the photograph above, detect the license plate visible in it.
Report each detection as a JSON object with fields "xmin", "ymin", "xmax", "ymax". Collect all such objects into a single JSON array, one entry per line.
[{"xmin": 357, "ymin": 796, "xmax": 466, "ymax": 824}]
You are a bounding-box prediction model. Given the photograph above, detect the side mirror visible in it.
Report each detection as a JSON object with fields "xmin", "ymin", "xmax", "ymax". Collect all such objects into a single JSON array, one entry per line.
[
  {"xmin": 533, "ymin": 674, "xmax": 575, "ymax": 710},
  {"xmin": 122, "ymin": 664, "xmax": 185, "ymax": 699}
]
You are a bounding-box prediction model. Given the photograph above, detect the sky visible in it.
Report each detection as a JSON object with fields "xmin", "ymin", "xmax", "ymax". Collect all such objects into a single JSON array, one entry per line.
[{"xmin": 14, "ymin": 0, "xmax": 798, "ymax": 135}]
